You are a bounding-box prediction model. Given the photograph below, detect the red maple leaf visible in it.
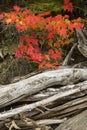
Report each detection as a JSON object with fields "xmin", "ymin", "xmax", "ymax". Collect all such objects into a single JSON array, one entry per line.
[
  {"xmin": 0, "ymin": 14, "xmax": 3, "ymax": 20},
  {"xmin": 59, "ymin": 28, "xmax": 67, "ymax": 36},
  {"xmin": 48, "ymin": 33, "xmax": 54, "ymax": 39},
  {"xmin": 13, "ymin": 6, "xmax": 20, "ymax": 11},
  {"xmin": 64, "ymin": 0, "xmax": 74, "ymax": 13},
  {"xmin": 32, "ymin": 53, "xmax": 43, "ymax": 62}
]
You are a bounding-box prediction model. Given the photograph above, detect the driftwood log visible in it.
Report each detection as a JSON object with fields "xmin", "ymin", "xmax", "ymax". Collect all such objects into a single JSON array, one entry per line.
[
  {"xmin": 0, "ymin": 68, "xmax": 87, "ymax": 130},
  {"xmin": 0, "ymin": 79, "xmax": 87, "ymax": 120},
  {"xmin": 0, "ymin": 68, "xmax": 87, "ymax": 108}
]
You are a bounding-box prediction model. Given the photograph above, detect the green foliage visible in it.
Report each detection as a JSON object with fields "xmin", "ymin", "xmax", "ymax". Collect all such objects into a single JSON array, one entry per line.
[
  {"xmin": 0, "ymin": 0, "xmax": 63, "ymax": 14},
  {"xmin": 28, "ymin": 0, "xmax": 63, "ymax": 14}
]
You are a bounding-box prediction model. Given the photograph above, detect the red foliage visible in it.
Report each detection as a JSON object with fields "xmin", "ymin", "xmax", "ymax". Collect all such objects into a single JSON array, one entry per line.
[
  {"xmin": 15, "ymin": 36, "xmax": 43, "ymax": 62},
  {"xmin": 0, "ymin": 14, "xmax": 3, "ymax": 20},
  {"xmin": 13, "ymin": 6, "xmax": 20, "ymax": 11},
  {"xmin": 48, "ymin": 33, "xmax": 54, "ymax": 39},
  {"xmin": 48, "ymin": 49, "xmax": 61, "ymax": 59},
  {"xmin": 0, "ymin": 1, "xmax": 85, "ymax": 69},
  {"xmin": 64, "ymin": 0, "xmax": 74, "ymax": 12}
]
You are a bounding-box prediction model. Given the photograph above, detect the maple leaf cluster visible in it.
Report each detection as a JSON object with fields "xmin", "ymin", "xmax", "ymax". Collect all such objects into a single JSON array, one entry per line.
[
  {"xmin": 64, "ymin": 0, "xmax": 74, "ymax": 13},
  {"xmin": 0, "ymin": 2, "xmax": 84, "ymax": 69},
  {"xmin": 15, "ymin": 34, "xmax": 62, "ymax": 69},
  {"xmin": 15, "ymin": 35, "xmax": 43, "ymax": 62},
  {"xmin": 1, "ymin": 5, "xmax": 83, "ymax": 36}
]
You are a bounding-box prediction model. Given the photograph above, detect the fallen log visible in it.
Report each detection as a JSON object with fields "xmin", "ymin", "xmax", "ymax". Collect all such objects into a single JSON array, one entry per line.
[
  {"xmin": 18, "ymin": 92, "xmax": 87, "ymax": 120},
  {"xmin": 34, "ymin": 95, "xmax": 87, "ymax": 120},
  {"xmin": 19, "ymin": 85, "xmax": 86, "ymax": 102},
  {"xmin": 0, "ymin": 68, "xmax": 87, "ymax": 108},
  {"xmin": 0, "ymin": 80, "xmax": 87, "ymax": 120}
]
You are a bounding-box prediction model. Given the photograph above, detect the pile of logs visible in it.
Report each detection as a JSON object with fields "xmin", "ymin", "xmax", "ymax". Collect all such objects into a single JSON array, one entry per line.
[{"xmin": 0, "ymin": 68, "xmax": 87, "ymax": 130}]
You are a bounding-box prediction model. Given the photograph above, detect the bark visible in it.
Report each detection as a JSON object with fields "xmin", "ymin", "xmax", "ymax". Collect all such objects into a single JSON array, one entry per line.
[{"xmin": 0, "ymin": 68, "xmax": 87, "ymax": 108}]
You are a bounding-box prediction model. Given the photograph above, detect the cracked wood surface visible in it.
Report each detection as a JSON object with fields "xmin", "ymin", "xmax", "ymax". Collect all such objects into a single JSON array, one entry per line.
[{"xmin": 0, "ymin": 68, "xmax": 87, "ymax": 108}]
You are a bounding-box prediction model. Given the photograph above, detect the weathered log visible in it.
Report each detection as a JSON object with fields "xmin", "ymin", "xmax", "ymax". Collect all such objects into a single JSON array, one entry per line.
[
  {"xmin": 0, "ymin": 80, "xmax": 87, "ymax": 120},
  {"xmin": 34, "ymin": 95, "xmax": 87, "ymax": 120},
  {"xmin": 76, "ymin": 28, "xmax": 87, "ymax": 58},
  {"xmin": 55, "ymin": 109, "xmax": 87, "ymax": 130},
  {"xmin": 20, "ymin": 86, "xmax": 86, "ymax": 102},
  {"xmin": 18, "ymin": 118, "xmax": 66, "ymax": 126},
  {"xmin": 21, "ymin": 93, "xmax": 87, "ymax": 119},
  {"xmin": 0, "ymin": 68, "xmax": 87, "ymax": 108}
]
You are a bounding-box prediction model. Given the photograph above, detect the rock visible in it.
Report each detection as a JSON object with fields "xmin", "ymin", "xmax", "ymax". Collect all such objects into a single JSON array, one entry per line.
[{"xmin": 55, "ymin": 110, "xmax": 87, "ymax": 130}]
